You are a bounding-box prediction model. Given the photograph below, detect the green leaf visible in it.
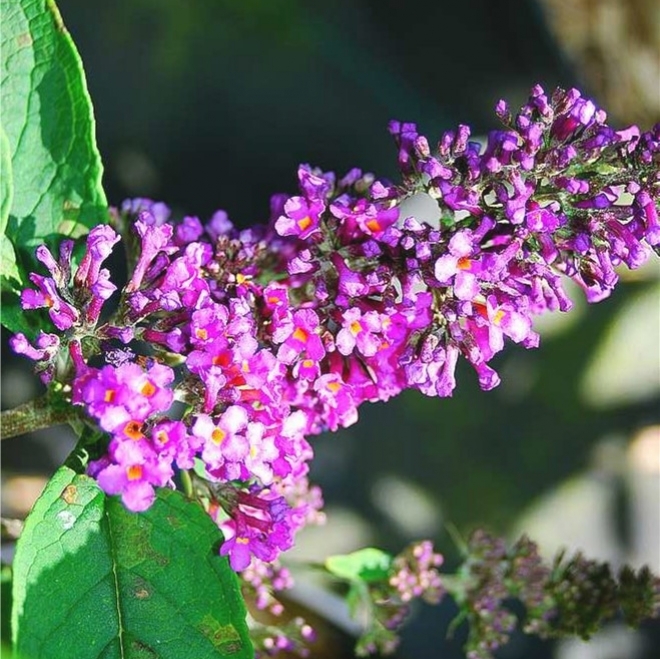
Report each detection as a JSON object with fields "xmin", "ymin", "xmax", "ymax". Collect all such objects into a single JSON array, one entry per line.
[
  {"xmin": 0, "ymin": 294, "xmax": 37, "ymax": 335},
  {"xmin": 1, "ymin": 236, "xmax": 21, "ymax": 289},
  {"xmin": 1, "ymin": 0, "xmax": 108, "ymax": 286},
  {"xmin": 325, "ymin": 548, "xmax": 393, "ymax": 584},
  {"xmin": 0, "ymin": 124, "xmax": 20, "ymax": 291},
  {"xmin": 12, "ymin": 467, "xmax": 252, "ymax": 659},
  {"xmin": 0, "ymin": 124, "xmax": 12, "ymax": 235},
  {"xmin": 1, "ymin": 563, "xmax": 12, "ymax": 645}
]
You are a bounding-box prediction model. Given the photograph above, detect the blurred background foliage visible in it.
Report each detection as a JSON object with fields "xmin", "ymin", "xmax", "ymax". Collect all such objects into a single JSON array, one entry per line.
[{"xmin": 2, "ymin": 1, "xmax": 659, "ymax": 658}]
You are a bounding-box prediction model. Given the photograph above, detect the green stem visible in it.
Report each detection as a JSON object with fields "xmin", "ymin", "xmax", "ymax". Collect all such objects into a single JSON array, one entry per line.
[
  {"xmin": 0, "ymin": 394, "xmax": 78, "ymax": 440},
  {"xmin": 181, "ymin": 469, "xmax": 194, "ymax": 499}
]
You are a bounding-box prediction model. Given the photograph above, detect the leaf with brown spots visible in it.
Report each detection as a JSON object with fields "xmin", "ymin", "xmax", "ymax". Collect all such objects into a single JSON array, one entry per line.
[{"xmin": 12, "ymin": 466, "xmax": 252, "ymax": 658}]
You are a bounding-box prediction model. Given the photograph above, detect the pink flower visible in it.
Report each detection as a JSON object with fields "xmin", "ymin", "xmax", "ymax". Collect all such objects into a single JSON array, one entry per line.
[
  {"xmin": 21, "ymin": 274, "xmax": 79, "ymax": 330},
  {"xmin": 276, "ymin": 309, "xmax": 325, "ymax": 365},
  {"xmin": 92, "ymin": 440, "xmax": 173, "ymax": 512},
  {"xmin": 434, "ymin": 230, "xmax": 482, "ymax": 301},
  {"xmin": 74, "ymin": 224, "xmax": 121, "ymax": 289},
  {"xmin": 192, "ymin": 407, "xmax": 250, "ymax": 478},
  {"xmin": 336, "ymin": 308, "xmax": 385, "ymax": 357},
  {"xmin": 274, "ymin": 197, "xmax": 324, "ymax": 240},
  {"xmin": 126, "ymin": 220, "xmax": 175, "ymax": 292}
]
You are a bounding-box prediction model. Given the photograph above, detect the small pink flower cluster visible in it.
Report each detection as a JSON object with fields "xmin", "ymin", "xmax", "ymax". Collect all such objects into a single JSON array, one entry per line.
[
  {"xmin": 389, "ymin": 540, "xmax": 444, "ymax": 604},
  {"xmin": 11, "ymin": 86, "xmax": 659, "ymax": 574}
]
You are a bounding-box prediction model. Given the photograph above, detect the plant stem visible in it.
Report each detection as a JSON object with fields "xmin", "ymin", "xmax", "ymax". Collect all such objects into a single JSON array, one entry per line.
[
  {"xmin": 0, "ymin": 394, "xmax": 78, "ymax": 440},
  {"xmin": 181, "ymin": 469, "xmax": 194, "ymax": 499}
]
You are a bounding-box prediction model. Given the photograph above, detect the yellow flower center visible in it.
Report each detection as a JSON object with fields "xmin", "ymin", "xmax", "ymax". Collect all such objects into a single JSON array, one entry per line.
[{"xmin": 211, "ymin": 428, "xmax": 226, "ymax": 445}]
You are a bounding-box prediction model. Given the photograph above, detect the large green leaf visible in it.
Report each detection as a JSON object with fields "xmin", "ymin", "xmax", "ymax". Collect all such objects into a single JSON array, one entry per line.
[
  {"xmin": 1, "ymin": 0, "xmax": 108, "ymax": 333},
  {"xmin": 1, "ymin": 0, "xmax": 107, "ymax": 280},
  {"xmin": 0, "ymin": 124, "xmax": 20, "ymax": 290},
  {"xmin": 0, "ymin": 125, "xmax": 12, "ymax": 236},
  {"xmin": 12, "ymin": 467, "xmax": 252, "ymax": 659}
]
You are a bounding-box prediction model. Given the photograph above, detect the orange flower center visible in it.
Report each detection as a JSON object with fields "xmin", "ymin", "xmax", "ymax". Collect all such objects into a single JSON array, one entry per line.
[
  {"xmin": 124, "ymin": 421, "xmax": 144, "ymax": 441},
  {"xmin": 457, "ymin": 257, "xmax": 471, "ymax": 270},
  {"xmin": 297, "ymin": 216, "xmax": 312, "ymax": 231},
  {"xmin": 127, "ymin": 465, "xmax": 143, "ymax": 481},
  {"xmin": 141, "ymin": 381, "xmax": 156, "ymax": 397},
  {"xmin": 211, "ymin": 428, "xmax": 226, "ymax": 445},
  {"xmin": 366, "ymin": 218, "xmax": 381, "ymax": 233},
  {"xmin": 155, "ymin": 430, "xmax": 169, "ymax": 445},
  {"xmin": 292, "ymin": 327, "xmax": 308, "ymax": 343}
]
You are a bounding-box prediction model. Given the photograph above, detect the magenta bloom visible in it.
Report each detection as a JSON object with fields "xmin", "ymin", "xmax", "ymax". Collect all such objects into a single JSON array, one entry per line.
[
  {"xmin": 21, "ymin": 274, "xmax": 79, "ymax": 330},
  {"xmin": 336, "ymin": 308, "xmax": 385, "ymax": 357},
  {"xmin": 312, "ymin": 375, "xmax": 358, "ymax": 431},
  {"xmin": 434, "ymin": 230, "xmax": 481, "ymax": 301},
  {"xmin": 75, "ymin": 362, "xmax": 174, "ymax": 433},
  {"xmin": 274, "ymin": 196, "xmax": 324, "ymax": 240},
  {"xmin": 192, "ymin": 407, "xmax": 250, "ymax": 478},
  {"xmin": 218, "ymin": 489, "xmax": 295, "ymax": 571},
  {"xmin": 330, "ymin": 197, "xmax": 399, "ymax": 237},
  {"xmin": 276, "ymin": 309, "xmax": 325, "ymax": 365},
  {"xmin": 126, "ymin": 219, "xmax": 175, "ymax": 292},
  {"xmin": 94, "ymin": 448, "xmax": 172, "ymax": 513},
  {"xmin": 74, "ymin": 224, "xmax": 121, "ymax": 290},
  {"xmin": 152, "ymin": 420, "xmax": 195, "ymax": 469}
]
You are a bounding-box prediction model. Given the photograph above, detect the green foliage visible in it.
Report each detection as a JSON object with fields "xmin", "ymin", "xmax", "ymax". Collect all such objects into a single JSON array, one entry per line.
[
  {"xmin": 1, "ymin": 564, "xmax": 12, "ymax": 646},
  {"xmin": 0, "ymin": 0, "xmax": 108, "ymax": 330},
  {"xmin": 325, "ymin": 548, "xmax": 392, "ymax": 584},
  {"xmin": 11, "ymin": 466, "xmax": 252, "ymax": 659},
  {"xmin": 0, "ymin": 125, "xmax": 19, "ymax": 288}
]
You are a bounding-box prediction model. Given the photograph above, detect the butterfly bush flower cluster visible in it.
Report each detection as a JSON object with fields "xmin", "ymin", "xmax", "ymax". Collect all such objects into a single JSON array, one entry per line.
[{"xmin": 10, "ymin": 86, "xmax": 659, "ymax": 588}]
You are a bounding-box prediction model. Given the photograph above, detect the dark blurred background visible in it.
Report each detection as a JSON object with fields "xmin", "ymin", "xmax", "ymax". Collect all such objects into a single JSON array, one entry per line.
[{"xmin": 2, "ymin": 1, "xmax": 659, "ymax": 658}]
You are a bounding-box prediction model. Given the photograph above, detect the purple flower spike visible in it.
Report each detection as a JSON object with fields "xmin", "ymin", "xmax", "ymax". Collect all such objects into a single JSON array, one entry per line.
[
  {"xmin": 74, "ymin": 225, "xmax": 120, "ymax": 290},
  {"xmin": 9, "ymin": 331, "xmax": 60, "ymax": 382},
  {"xmin": 22, "ymin": 274, "xmax": 79, "ymax": 330},
  {"xmin": 635, "ymin": 190, "xmax": 660, "ymax": 245},
  {"xmin": 126, "ymin": 220, "xmax": 175, "ymax": 292},
  {"xmin": 35, "ymin": 245, "xmax": 62, "ymax": 283}
]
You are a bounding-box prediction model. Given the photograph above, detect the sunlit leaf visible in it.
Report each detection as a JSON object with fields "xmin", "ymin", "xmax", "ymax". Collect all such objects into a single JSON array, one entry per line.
[{"xmin": 12, "ymin": 467, "xmax": 252, "ymax": 659}]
